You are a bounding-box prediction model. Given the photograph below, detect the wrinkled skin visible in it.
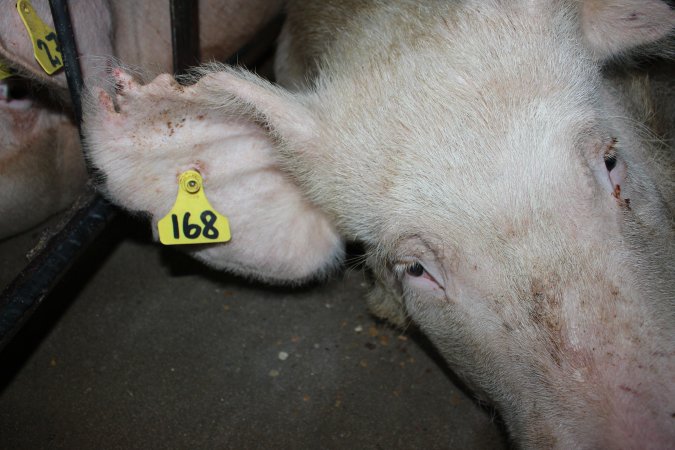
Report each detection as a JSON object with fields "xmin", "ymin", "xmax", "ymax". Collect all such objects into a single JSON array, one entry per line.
[
  {"xmin": 83, "ymin": 0, "xmax": 675, "ymax": 447},
  {"xmin": 0, "ymin": 0, "xmax": 283, "ymax": 239}
]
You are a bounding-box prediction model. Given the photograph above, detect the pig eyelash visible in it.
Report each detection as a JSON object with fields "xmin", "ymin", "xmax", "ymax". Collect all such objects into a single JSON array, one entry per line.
[
  {"xmin": 394, "ymin": 261, "xmax": 422, "ymax": 278},
  {"xmin": 394, "ymin": 261, "xmax": 441, "ymax": 287},
  {"xmin": 403, "ymin": 262, "xmax": 426, "ymax": 277}
]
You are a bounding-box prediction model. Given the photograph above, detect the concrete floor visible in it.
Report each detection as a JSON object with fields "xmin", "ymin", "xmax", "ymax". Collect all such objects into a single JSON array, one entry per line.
[{"xmin": 0, "ymin": 211, "xmax": 507, "ymax": 449}]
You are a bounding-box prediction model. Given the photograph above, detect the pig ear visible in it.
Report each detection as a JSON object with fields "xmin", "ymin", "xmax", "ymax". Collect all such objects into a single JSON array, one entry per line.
[
  {"xmin": 581, "ymin": 0, "xmax": 675, "ymax": 60},
  {"xmin": 192, "ymin": 65, "xmax": 317, "ymax": 145},
  {"xmin": 84, "ymin": 67, "xmax": 342, "ymax": 283},
  {"xmin": 0, "ymin": 0, "xmax": 113, "ymax": 89}
]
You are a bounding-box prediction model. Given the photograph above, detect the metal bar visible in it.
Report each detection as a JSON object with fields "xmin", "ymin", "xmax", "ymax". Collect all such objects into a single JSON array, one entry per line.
[
  {"xmin": 48, "ymin": 0, "xmax": 84, "ymax": 128},
  {"xmin": 0, "ymin": 0, "xmax": 117, "ymax": 352},
  {"xmin": 0, "ymin": 192, "xmax": 114, "ymax": 351},
  {"xmin": 170, "ymin": 0, "xmax": 200, "ymax": 75}
]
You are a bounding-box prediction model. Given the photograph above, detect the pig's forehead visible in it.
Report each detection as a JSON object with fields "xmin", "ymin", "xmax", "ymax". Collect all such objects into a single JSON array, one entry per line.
[
  {"xmin": 312, "ymin": 0, "xmax": 602, "ymax": 155},
  {"xmin": 307, "ymin": 0, "xmax": 609, "ymax": 246},
  {"xmin": 315, "ymin": 1, "xmax": 591, "ymax": 78},
  {"xmin": 348, "ymin": 105, "xmax": 602, "ymax": 255}
]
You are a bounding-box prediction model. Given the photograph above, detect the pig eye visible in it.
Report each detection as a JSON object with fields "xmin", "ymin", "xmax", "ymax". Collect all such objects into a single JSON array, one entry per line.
[
  {"xmin": 599, "ymin": 137, "xmax": 627, "ymax": 196},
  {"xmin": 11, "ymin": 84, "xmax": 29, "ymax": 100},
  {"xmin": 1, "ymin": 79, "xmax": 33, "ymax": 109},
  {"xmin": 604, "ymin": 151, "xmax": 617, "ymax": 172},
  {"xmin": 396, "ymin": 260, "xmax": 443, "ymax": 290},
  {"xmin": 392, "ymin": 238, "xmax": 445, "ymax": 291},
  {"xmin": 394, "ymin": 260, "xmax": 430, "ymax": 280},
  {"xmin": 5, "ymin": 79, "xmax": 29, "ymax": 101},
  {"xmin": 603, "ymin": 137, "xmax": 619, "ymax": 173},
  {"xmin": 406, "ymin": 262, "xmax": 425, "ymax": 277}
]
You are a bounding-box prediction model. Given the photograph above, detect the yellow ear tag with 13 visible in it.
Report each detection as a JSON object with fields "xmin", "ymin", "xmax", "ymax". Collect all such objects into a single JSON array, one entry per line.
[
  {"xmin": 16, "ymin": 0, "xmax": 64, "ymax": 75},
  {"xmin": 158, "ymin": 170, "xmax": 231, "ymax": 245},
  {"xmin": 0, "ymin": 60, "xmax": 12, "ymax": 80}
]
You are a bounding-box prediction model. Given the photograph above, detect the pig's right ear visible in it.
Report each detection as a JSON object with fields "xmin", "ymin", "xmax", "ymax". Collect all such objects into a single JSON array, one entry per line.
[
  {"xmin": 0, "ymin": 0, "xmax": 113, "ymax": 90},
  {"xmin": 580, "ymin": 0, "xmax": 675, "ymax": 60}
]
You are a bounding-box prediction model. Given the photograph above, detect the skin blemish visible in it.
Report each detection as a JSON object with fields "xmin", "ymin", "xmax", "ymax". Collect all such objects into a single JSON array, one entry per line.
[
  {"xmin": 612, "ymin": 184, "xmax": 621, "ymax": 199},
  {"xmin": 623, "ymin": 12, "xmax": 643, "ymax": 22},
  {"xmin": 611, "ymin": 185, "xmax": 632, "ymax": 211},
  {"xmin": 529, "ymin": 277, "xmax": 564, "ymax": 366},
  {"xmin": 98, "ymin": 90, "xmax": 113, "ymax": 112},
  {"xmin": 181, "ymin": 160, "xmax": 207, "ymax": 178},
  {"xmin": 619, "ymin": 384, "xmax": 639, "ymax": 396}
]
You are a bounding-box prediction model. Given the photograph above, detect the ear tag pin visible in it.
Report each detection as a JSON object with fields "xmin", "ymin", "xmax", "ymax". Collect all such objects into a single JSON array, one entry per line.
[
  {"xmin": 16, "ymin": 0, "xmax": 64, "ymax": 75},
  {"xmin": 158, "ymin": 170, "xmax": 231, "ymax": 245}
]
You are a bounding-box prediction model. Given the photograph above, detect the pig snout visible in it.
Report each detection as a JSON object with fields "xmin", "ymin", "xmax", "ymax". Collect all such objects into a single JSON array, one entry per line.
[{"xmin": 520, "ymin": 282, "xmax": 673, "ymax": 448}]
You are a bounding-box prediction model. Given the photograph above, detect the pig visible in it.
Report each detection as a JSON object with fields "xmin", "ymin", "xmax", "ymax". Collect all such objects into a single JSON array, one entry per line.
[
  {"xmin": 83, "ymin": 0, "xmax": 675, "ymax": 447},
  {"xmin": 0, "ymin": 0, "xmax": 283, "ymax": 239}
]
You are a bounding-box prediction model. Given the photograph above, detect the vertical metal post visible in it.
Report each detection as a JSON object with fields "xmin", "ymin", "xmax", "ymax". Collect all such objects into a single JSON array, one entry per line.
[
  {"xmin": 0, "ymin": 0, "xmax": 116, "ymax": 351},
  {"xmin": 0, "ymin": 0, "xmax": 218, "ymax": 351},
  {"xmin": 48, "ymin": 0, "xmax": 84, "ymax": 127},
  {"xmin": 170, "ymin": 0, "xmax": 200, "ymax": 76}
]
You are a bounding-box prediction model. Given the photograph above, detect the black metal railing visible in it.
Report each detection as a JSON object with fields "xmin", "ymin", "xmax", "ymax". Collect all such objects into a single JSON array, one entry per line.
[{"xmin": 0, "ymin": 0, "xmax": 200, "ymax": 351}]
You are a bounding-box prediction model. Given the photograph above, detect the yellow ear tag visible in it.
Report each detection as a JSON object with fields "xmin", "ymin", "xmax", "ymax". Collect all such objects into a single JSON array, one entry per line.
[
  {"xmin": 0, "ymin": 60, "xmax": 12, "ymax": 80},
  {"xmin": 157, "ymin": 170, "xmax": 231, "ymax": 245},
  {"xmin": 16, "ymin": 0, "xmax": 64, "ymax": 75}
]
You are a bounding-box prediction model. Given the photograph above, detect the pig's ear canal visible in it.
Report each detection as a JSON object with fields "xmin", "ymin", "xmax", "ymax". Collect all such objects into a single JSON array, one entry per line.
[{"xmin": 580, "ymin": 0, "xmax": 675, "ymax": 60}]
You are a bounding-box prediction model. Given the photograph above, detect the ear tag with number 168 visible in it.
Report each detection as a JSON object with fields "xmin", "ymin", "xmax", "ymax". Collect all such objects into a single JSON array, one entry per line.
[{"xmin": 158, "ymin": 170, "xmax": 231, "ymax": 245}]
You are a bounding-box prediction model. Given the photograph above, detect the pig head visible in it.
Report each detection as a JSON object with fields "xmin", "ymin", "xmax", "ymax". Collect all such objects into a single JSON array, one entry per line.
[{"xmin": 83, "ymin": 0, "xmax": 675, "ymax": 447}]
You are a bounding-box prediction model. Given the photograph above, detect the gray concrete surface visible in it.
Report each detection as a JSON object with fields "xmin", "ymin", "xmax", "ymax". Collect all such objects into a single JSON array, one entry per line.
[{"xmin": 0, "ymin": 213, "xmax": 507, "ymax": 449}]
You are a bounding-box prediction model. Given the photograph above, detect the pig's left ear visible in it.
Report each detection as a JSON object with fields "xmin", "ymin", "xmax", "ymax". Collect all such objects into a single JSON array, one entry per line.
[{"xmin": 580, "ymin": 0, "xmax": 675, "ymax": 60}]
